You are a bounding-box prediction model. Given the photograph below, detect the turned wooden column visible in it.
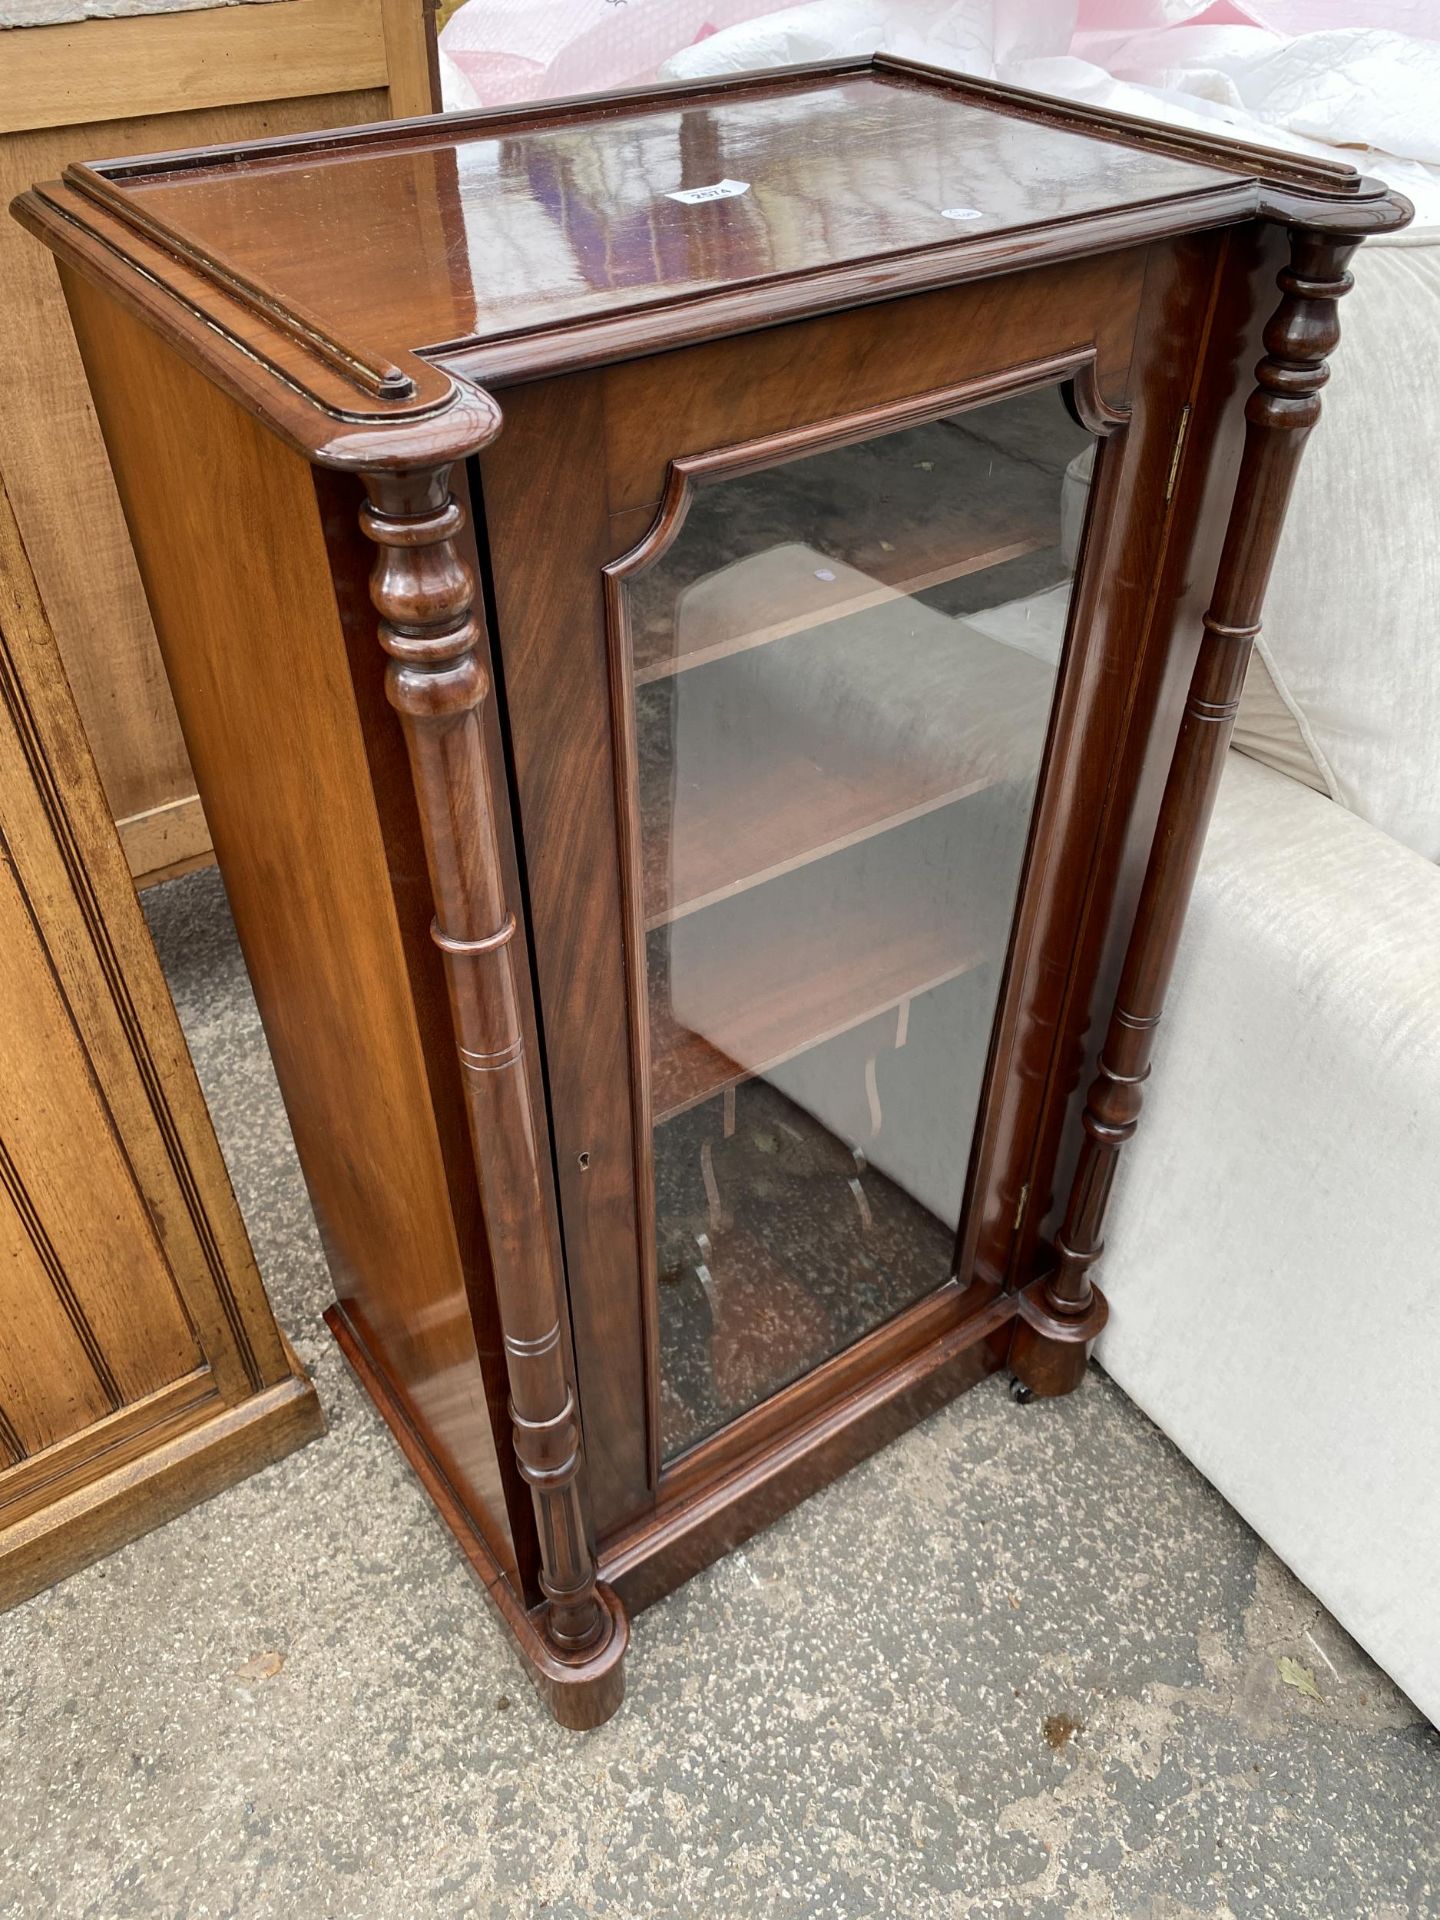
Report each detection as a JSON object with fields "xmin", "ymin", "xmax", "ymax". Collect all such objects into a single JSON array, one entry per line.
[
  {"xmin": 359, "ymin": 465, "xmax": 607, "ymax": 1656},
  {"xmin": 1010, "ymin": 225, "xmax": 1363, "ymax": 1398}
]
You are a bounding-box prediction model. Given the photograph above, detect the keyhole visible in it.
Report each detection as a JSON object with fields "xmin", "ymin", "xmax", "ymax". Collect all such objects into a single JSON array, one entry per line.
[{"xmin": 576, "ymin": 1151, "xmax": 592, "ymax": 1172}]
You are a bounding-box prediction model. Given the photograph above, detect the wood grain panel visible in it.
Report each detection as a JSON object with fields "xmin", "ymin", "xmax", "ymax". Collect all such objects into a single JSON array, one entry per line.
[
  {"xmin": 379, "ymin": 0, "xmax": 440, "ymax": 121},
  {"xmin": 0, "ymin": 0, "xmax": 389, "ymax": 134},
  {"xmin": 0, "ymin": 857, "xmax": 202, "ymax": 1410},
  {"xmin": 0, "ymin": 1369, "xmax": 318, "ymax": 1612},
  {"xmin": 59, "ymin": 281, "xmax": 522, "ymax": 1584},
  {"xmin": 598, "ymin": 251, "xmax": 1145, "ymax": 517},
  {"xmin": 0, "ymin": 1369, "xmax": 215, "ymax": 1527},
  {"xmin": 0, "ymin": 1181, "xmax": 115, "ymax": 1459},
  {"xmin": 0, "ymin": 469, "xmax": 319, "ymax": 1598},
  {"xmin": 477, "ymin": 376, "xmax": 653, "ymax": 1535},
  {"xmin": 0, "ymin": 460, "xmax": 293, "ymax": 1401}
]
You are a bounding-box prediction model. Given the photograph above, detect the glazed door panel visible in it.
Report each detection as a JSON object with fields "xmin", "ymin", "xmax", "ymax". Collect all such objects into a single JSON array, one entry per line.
[
  {"xmin": 611, "ymin": 383, "xmax": 1093, "ymax": 1459},
  {"xmin": 480, "ymin": 247, "xmax": 1203, "ymax": 1542}
]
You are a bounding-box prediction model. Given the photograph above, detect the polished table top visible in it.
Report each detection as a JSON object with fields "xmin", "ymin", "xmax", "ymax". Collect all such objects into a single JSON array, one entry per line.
[
  {"xmin": 104, "ymin": 70, "xmax": 1240, "ymax": 357},
  {"xmin": 15, "ymin": 56, "xmax": 1391, "ymax": 460}
]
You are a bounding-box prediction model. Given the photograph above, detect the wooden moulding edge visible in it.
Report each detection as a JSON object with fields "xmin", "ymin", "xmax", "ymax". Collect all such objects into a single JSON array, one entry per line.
[
  {"xmin": 323, "ymin": 1304, "xmax": 629, "ymax": 1731},
  {"xmin": 10, "ymin": 50, "xmax": 1409, "ymax": 464},
  {"xmin": 600, "ymin": 1289, "xmax": 1018, "ymax": 1615},
  {"xmin": 0, "ymin": 1362, "xmax": 322, "ymax": 1613},
  {"xmin": 65, "ymin": 52, "xmax": 1374, "ymax": 202},
  {"xmin": 8, "ymin": 186, "xmax": 503, "ymax": 475}
]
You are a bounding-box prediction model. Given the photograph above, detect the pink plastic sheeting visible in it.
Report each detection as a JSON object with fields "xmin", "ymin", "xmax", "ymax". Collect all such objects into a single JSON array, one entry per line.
[
  {"xmin": 440, "ymin": 0, "xmax": 793, "ymax": 107},
  {"xmin": 441, "ymin": 1, "xmax": 1440, "ymax": 112},
  {"xmin": 1075, "ymin": 2, "xmax": 1438, "ymax": 32}
]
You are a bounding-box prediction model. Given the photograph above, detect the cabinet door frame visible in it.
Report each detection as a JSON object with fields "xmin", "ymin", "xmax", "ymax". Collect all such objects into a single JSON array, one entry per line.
[
  {"xmin": 478, "ymin": 235, "xmax": 1222, "ymax": 1561},
  {"xmin": 602, "ymin": 349, "xmax": 1124, "ymax": 1484}
]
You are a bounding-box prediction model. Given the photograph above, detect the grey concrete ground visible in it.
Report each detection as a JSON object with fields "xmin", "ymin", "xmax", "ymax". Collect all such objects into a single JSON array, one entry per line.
[{"xmin": 1, "ymin": 864, "xmax": 1436, "ymax": 1920}]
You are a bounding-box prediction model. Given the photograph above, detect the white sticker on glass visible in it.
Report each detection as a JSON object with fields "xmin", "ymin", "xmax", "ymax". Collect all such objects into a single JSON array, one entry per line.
[
  {"xmin": 667, "ymin": 178, "xmax": 751, "ymax": 205},
  {"xmin": 940, "ymin": 206, "xmax": 984, "ymax": 221}
]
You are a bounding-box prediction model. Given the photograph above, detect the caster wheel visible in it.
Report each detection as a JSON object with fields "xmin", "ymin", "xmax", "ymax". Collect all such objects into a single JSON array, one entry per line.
[{"xmin": 1009, "ymin": 1377, "xmax": 1035, "ymax": 1405}]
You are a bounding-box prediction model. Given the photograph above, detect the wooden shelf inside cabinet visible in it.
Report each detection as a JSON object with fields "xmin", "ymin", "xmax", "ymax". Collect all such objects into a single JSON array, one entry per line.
[
  {"xmin": 628, "ymin": 417, "xmax": 1062, "ymax": 686},
  {"xmin": 637, "ymin": 608, "xmax": 1057, "ymax": 928},
  {"xmin": 648, "ymin": 812, "xmax": 998, "ymax": 1123}
]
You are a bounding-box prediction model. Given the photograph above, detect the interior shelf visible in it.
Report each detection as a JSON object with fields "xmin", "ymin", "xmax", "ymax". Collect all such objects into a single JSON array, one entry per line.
[
  {"xmin": 637, "ymin": 606, "xmax": 1055, "ymax": 928},
  {"xmin": 648, "ymin": 806, "xmax": 1007, "ymax": 1123},
  {"xmin": 628, "ymin": 415, "xmax": 1061, "ymax": 684}
]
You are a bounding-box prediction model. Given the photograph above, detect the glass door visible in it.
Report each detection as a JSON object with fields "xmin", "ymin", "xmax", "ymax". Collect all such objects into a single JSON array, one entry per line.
[{"xmin": 615, "ymin": 381, "xmax": 1095, "ymax": 1461}]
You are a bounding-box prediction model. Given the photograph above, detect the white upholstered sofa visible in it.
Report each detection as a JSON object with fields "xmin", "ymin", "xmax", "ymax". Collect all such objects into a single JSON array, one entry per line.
[{"xmin": 1096, "ymin": 226, "xmax": 1440, "ymax": 1728}]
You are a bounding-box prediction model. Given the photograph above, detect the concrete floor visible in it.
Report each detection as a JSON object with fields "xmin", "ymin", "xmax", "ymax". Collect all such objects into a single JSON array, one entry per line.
[{"xmin": 1, "ymin": 864, "xmax": 1436, "ymax": 1919}]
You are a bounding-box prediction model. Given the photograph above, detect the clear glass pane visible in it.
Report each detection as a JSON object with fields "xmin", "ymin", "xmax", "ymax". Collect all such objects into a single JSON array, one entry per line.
[{"xmin": 626, "ymin": 384, "xmax": 1094, "ymax": 1459}]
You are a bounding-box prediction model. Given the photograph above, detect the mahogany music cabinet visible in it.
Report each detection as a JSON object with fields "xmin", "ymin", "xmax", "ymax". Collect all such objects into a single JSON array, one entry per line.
[{"xmin": 14, "ymin": 58, "xmax": 1408, "ymax": 1726}]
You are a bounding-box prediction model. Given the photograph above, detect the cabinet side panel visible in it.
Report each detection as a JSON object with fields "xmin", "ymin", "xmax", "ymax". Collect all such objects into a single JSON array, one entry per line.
[
  {"xmin": 58, "ymin": 272, "xmax": 520, "ymax": 1586},
  {"xmin": 0, "ymin": 469, "xmax": 294, "ymax": 1401}
]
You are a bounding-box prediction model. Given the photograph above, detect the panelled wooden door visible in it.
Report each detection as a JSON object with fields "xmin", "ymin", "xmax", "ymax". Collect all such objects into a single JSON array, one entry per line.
[
  {"xmin": 0, "ymin": 478, "xmax": 321, "ymax": 1607},
  {"xmin": 479, "ymin": 235, "xmax": 1221, "ymax": 1551}
]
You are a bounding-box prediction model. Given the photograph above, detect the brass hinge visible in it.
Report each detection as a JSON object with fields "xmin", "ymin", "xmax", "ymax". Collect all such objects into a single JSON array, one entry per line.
[
  {"xmin": 1164, "ymin": 403, "xmax": 1192, "ymax": 504},
  {"xmin": 1013, "ymin": 1180, "xmax": 1031, "ymax": 1234}
]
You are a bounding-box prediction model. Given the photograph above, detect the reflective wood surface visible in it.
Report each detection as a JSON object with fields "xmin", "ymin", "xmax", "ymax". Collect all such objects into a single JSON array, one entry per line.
[{"xmin": 105, "ymin": 72, "xmax": 1233, "ymax": 354}]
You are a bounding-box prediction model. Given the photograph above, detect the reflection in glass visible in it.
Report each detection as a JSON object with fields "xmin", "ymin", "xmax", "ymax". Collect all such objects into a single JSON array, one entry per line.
[{"xmin": 624, "ymin": 385, "xmax": 1094, "ymax": 1458}]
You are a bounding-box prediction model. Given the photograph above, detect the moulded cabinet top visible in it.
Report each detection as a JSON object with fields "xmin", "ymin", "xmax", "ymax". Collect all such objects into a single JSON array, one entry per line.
[
  {"xmin": 73, "ymin": 75, "xmax": 1239, "ymax": 349},
  {"xmin": 12, "ymin": 56, "xmax": 1409, "ymax": 470}
]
